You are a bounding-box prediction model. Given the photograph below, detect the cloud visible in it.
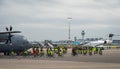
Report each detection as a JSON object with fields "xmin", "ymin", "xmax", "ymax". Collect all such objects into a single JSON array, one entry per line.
[
  {"xmin": 19, "ymin": 23, "xmax": 67, "ymax": 29},
  {"xmin": 0, "ymin": 0, "xmax": 120, "ymax": 40}
]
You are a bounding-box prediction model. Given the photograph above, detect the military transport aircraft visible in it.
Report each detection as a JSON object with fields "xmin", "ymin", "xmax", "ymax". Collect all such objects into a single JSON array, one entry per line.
[
  {"xmin": 0, "ymin": 26, "xmax": 21, "ymax": 44},
  {"xmin": 0, "ymin": 26, "xmax": 32, "ymax": 55}
]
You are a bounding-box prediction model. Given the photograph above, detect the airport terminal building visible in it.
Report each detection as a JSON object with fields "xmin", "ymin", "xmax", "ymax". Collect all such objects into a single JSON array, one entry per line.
[{"xmin": 112, "ymin": 40, "xmax": 120, "ymax": 46}]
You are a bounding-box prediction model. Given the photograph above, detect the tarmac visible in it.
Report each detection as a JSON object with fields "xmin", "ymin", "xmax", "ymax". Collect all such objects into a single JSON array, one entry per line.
[{"xmin": 0, "ymin": 49, "xmax": 120, "ymax": 69}]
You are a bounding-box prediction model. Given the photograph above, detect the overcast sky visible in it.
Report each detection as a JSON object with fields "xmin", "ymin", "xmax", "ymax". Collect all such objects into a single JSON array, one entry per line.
[{"xmin": 0, "ymin": 0, "xmax": 120, "ymax": 41}]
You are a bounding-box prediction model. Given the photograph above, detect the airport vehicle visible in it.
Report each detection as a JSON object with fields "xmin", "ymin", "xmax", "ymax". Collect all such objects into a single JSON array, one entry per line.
[{"xmin": 44, "ymin": 40, "xmax": 56, "ymax": 49}]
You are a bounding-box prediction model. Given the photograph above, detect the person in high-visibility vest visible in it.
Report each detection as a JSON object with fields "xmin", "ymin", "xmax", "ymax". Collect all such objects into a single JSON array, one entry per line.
[
  {"xmin": 62, "ymin": 47, "xmax": 66, "ymax": 54},
  {"xmin": 47, "ymin": 48, "xmax": 50, "ymax": 57},
  {"xmin": 47, "ymin": 48, "xmax": 53, "ymax": 57},
  {"xmin": 24, "ymin": 49, "xmax": 28, "ymax": 56},
  {"xmin": 93, "ymin": 47, "xmax": 97, "ymax": 55},
  {"xmin": 50, "ymin": 50, "xmax": 53, "ymax": 57},
  {"xmin": 11, "ymin": 49, "xmax": 15, "ymax": 56},
  {"xmin": 40, "ymin": 47, "xmax": 45, "ymax": 57},
  {"xmin": 83, "ymin": 47, "xmax": 87, "ymax": 55},
  {"xmin": 88, "ymin": 47, "xmax": 92, "ymax": 56},
  {"xmin": 58, "ymin": 49, "xmax": 63, "ymax": 56},
  {"xmin": 98, "ymin": 47, "xmax": 102, "ymax": 55},
  {"xmin": 41, "ymin": 50, "xmax": 45, "ymax": 56},
  {"xmin": 54, "ymin": 47, "xmax": 58, "ymax": 54}
]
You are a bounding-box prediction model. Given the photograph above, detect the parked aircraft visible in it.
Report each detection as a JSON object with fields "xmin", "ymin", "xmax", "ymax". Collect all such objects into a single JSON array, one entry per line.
[
  {"xmin": 82, "ymin": 39, "xmax": 112, "ymax": 47},
  {"xmin": 0, "ymin": 26, "xmax": 21, "ymax": 44},
  {"xmin": 80, "ymin": 34, "xmax": 115, "ymax": 47},
  {"xmin": 0, "ymin": 26, "xmax": 32, "ymax": 55}
]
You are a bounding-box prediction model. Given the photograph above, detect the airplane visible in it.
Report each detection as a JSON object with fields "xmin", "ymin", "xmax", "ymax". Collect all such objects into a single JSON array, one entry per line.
[
  {"xmin": 0, "ymin": 26, "xmax": 21, "ymax": 44},
  {"xmin": 82, "ymin": 39, "xmax": 112, "ymax": 47},
  {"xmin": 0, "ymin": 26, "xmax": 32, "ymax": 55},
  {"xmin": 80, "ymin": 34, "xmax": 115, "ymax": 47}
]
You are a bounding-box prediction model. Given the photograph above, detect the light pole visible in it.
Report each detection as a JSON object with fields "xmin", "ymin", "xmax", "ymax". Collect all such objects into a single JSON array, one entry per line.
[{"xmin": 67, "ymin": 17, "xmax": 72, "ymax": 47}]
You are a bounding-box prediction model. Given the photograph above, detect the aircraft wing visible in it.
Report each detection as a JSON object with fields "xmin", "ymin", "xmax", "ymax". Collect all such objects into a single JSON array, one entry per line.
[{"xmin": 0, "ymin": 31, "xmax": 21, "ymax": 34}]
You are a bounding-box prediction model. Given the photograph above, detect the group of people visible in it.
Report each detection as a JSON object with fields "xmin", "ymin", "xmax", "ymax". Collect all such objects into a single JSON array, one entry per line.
[
  {"xmin": 46, "ymin": 47, "xmax": 67, "ymax": 57},
  {"xmin": 72, "ymin": 46, "xmax": 103, "ymax": 56},
  {"xmin": 10, "ymin": 46, "xmax": 103, "ymax": 57},
  {"xmin": 23, "ymin": 46, "xmax": 68, "ymax": 57}
]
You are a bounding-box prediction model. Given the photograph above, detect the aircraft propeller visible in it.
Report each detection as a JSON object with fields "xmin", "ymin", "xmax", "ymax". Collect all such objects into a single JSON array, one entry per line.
[
  {"xmin": 5, "ymin": 26, "xmax": 13, "ymax": 45},
  {"xmin": 10, "ymin": 25, "xmax": 12, "ymax": 31}
]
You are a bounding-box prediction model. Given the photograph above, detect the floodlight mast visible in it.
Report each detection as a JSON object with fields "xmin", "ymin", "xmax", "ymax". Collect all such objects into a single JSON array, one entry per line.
[{"xmin": 67, "ymin": 17, "xmax": 72, "ymax": 47}]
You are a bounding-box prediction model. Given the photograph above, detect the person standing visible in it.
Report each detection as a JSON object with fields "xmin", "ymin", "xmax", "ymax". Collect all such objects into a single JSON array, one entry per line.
[
  {"xmin": 40, "ymin": 47, "xmax": 45, "ymax": 57},
  {"xmin": 33, "ymin": 48, "xmax": 37, "ymax": 57},
  {"xmin": 88, "ymin": 47, "xmax": 92, "ymax": 56},
  {"xmin": 11, "ymin": 49, "xmax": 15, "ymax": 56},
  {"xmin": 72, "ymin": 47, "xmax": 78, "ymax": 56},
  {"xmin": 93, "ymin": 47, "xmax": 96, "ymax": 55},
  {"xmin": 98, "ymin": 47, "xmax": 102, "ymax": 55}
]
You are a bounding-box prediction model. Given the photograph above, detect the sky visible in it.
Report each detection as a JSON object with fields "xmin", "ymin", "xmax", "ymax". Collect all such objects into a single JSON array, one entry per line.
[{"xmin": 0, "ymin": 0, "xmax": 120, "ymax": 41}]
